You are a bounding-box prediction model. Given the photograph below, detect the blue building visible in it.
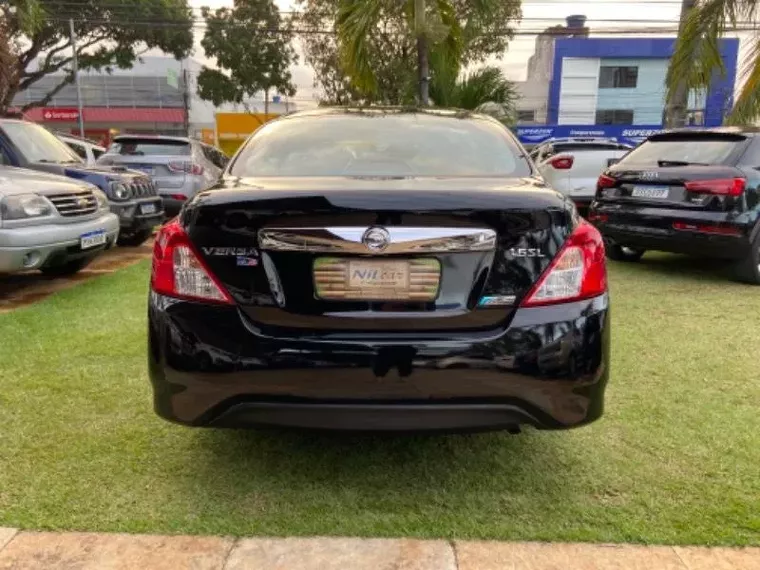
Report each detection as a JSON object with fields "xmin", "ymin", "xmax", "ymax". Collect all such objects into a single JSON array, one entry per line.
[{"xmin": 547, "ymin": 37, "xmax": 739, "ymax": 127}]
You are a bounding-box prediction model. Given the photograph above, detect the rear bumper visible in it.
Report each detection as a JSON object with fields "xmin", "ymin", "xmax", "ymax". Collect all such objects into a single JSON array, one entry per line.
[
  {"xmin": 159, "ymin": 196, "xmax": 186, "ymax": 218},
  {"xmin": 590, "ymin": 202, "xmax": 754, "ymax": 259},
  {"xmin": 147, "ymin": 293, "xmax": 610, "ymax": 432}
]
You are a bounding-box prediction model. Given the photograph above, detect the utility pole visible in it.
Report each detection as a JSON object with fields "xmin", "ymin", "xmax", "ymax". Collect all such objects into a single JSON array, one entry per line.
[
  {"xmin": 69, "ymin": 19, "xmax": 85, "ymax": 137},
  {"xmin": 414, "ymin": 0, "xmax": 429, "ymax": 106},
  {"xmin": 264, "ymin": 88, "xmax": 269, "ymax": 115},
  {"xmin": 664, "ymin": 0, "xmax": 697, "ymax": 128},
  {"xmin": 182, "ymin": 67, "xmax": 190, "ymax": 136}
]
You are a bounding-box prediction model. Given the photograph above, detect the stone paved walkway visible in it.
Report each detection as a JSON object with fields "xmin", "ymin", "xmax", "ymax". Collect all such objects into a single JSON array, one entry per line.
[{"xmin": 0, "ymin": 528, "xmax": 758, "ymax": 569}]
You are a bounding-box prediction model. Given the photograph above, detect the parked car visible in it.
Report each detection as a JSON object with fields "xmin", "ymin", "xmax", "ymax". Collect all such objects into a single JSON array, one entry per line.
[
  {"xmin": 0, "ymin": 119, "xmax": 164, "ymax": 246},
  {"xmin": 588, "ymin": 127, "xmax": 760, "ymax": 284},
  {"xmin": 531, "ymin": 137, "xmax": 633, "ymax": 213},
  {"xmin": 147, "ymin": 107, "xmax": 610, "ymax": 433},
  {"xmin": 56, "ymin": 133, "xmax": 106, "ymax": 166},
  {"xmin": 98, "ymin": 135, "xmax": 229, "ymax": 217},
  {"xmin": 0, "ymin": 165, "xmax": 119, "ymax": 275}
]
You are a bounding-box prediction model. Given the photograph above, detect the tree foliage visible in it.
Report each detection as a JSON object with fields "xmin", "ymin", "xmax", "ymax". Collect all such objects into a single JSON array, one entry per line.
[
  {"xmin": 1, "ymin": 0, "xmax": 193, "ymax": 113},
  {"xmin": 665, "ymin": 0, "xmax": 758, "ymax": 125},
  {"xmin": 430, "ymin": 65, "xmax": 517, "ymax": 122},
  {"xmin": 293, "ymin": 0, "xmax": 520, "ymax": 106},
  {"xmin": 198, "ymin": 0, "xmax": 298, "ymax": 108}
]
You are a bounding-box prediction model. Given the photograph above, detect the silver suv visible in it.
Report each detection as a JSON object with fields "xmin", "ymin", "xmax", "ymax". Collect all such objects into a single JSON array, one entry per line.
[
  {"xmin": 0, "ymin": 166, "xmax": 119, "ymax": 275},
  {"xmin": 97, "ymin": 135, "xmax": 229, "ymax": 217}
]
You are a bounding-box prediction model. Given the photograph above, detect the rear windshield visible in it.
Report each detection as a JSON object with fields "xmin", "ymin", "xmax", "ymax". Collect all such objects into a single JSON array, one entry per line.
[
  {"xmin": 228, "ymin": 113, "xmax": 532, "ymax": 177},
  {"xmin": 553, "ymin": 143, "xmax": 631, "ymax": 153},
  {"xmin": 107, "ymin": 138, "xmax": 191, "ymax": 156},
  {"xmin": 621, "ymin": 137, "xmax": 744, "ymax": 166}
]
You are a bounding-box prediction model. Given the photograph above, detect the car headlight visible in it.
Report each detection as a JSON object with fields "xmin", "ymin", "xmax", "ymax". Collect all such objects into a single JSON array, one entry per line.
[
  {"xmin": 110, "ymin": 181, "xmax": 133, "ymax": 201},
  {"xmin": 0, "ymin": 194, "xmax": 53, "ymax": 220},
  {"xmin": 93, "ymin": 188, "xmax": 109, "ymax": 210}
]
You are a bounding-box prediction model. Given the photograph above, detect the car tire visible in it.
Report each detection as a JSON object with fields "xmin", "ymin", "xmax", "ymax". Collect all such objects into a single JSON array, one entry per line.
[
  {"xmin": 606, "ymin": 244, "xmax": 645, "ymax": 262},
  {"xmin": 118, "ymin": 228, "xmax": 153, "ymax": 247},
  {"xmin": 40, "ymin": 258, "xmax": 91, "ymax": 277},
  {"xmin": 734, "ymin": 232, "xmax": 760, "ymax": 285}
]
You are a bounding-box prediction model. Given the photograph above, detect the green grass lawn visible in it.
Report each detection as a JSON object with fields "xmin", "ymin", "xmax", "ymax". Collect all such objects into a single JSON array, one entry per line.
[{"xmin": 0, "ymin": 255, "xmax": 758, "ymax": 545}]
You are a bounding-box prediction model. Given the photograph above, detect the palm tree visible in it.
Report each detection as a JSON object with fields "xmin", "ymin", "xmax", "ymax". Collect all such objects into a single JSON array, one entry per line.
[
  {"xmin": 430, "ymin": 65, "xmax": 517, "ymax": 119},
  {"xmin": 666, "ymin": 0, "xmax": 758, "ymax": 125},
  {"xmin": 337, "ymin": 0, "xmax": 500, "ymax": 105}
]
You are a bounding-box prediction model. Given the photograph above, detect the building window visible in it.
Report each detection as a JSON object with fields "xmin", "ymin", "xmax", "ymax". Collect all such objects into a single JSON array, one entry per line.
[
  {"xmin": 517, "ymin": 110, "xmax": 536, "ymax": 122},
  {"xmin": 660, "ymin": 109, "xmax": 705, "ymax": 126},
  {"xmin": 595, "ymin": 109, "xmax": 634, "ymax": 125},
  {"xmin": 598, "ymin": 66, "xmax": 639, "ymax": 88}
]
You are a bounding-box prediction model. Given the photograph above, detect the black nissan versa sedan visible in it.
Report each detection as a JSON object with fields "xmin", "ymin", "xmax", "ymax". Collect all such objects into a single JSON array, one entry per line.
[
  {"xmin": 588, "ymin": 128, "xmax": 760, "ymax": 284},
  {"xmin": 147, "ymin": 108, "xmax": 610, "ymax": 433}
]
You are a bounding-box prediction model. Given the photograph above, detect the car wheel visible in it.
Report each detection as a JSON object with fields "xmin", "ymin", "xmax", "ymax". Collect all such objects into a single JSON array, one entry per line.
[
  {"xmin": 606, "ymin": 244, "xmax": 645, "ymax": 262},
  {"xmin": 734, "ymin": 233, "xmax": 760, "ymax": 285},
  {"xmin": 40, "ymin": 258, "xmax": 91, "ymax": 277},
  {"xmin": 117, "ymin": 228, "xmax": 153, "ymax": 247}
]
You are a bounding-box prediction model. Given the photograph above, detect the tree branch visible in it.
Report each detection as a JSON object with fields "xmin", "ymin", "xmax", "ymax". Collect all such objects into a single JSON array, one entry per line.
[
  {"xmin": 21, "ymin": 73, "xmax": 75, "ymax": 111},
  {"xmin": 18, "ymin": 34, "xmax": 107, "ymax": 92}
]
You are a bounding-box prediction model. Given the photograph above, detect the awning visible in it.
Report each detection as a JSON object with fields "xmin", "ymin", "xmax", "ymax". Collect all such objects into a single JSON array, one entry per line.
[{"xmin": 23, "ymin": 107, "xmax": 186, "ymax": 123}]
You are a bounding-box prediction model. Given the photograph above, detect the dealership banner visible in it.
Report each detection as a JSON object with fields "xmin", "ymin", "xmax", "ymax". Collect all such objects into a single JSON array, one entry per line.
[{"xmin": 512, "ymin": 125, "xmax": 677, "ymax": 147}]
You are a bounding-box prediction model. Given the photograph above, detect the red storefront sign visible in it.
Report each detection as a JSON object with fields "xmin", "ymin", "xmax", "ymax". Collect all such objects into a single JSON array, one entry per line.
[{"xmin": 41, "ymin": 108, "xmax": 80, "ymax": 121}]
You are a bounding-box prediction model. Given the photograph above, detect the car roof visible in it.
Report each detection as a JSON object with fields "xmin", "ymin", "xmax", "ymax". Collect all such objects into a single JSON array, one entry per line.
[
  {"xmin": 56, "ymin": 133, "xmax": 105, "ymax": 148},
  {"xmin": 112, "ymin": 134, "xmax": 192, "ymax": 143},
  {"xmin": 275, "ymin": 106, "xmax": 502, "ymax": 125}
]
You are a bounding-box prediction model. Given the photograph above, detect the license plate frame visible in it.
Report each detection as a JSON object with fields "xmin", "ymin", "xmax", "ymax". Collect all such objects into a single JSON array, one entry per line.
[
  {"xmin": 313, "ymin": 257, "xmax": 441, "ymax": 302},
  {"xmin": 80, "ymin": 229, "xmax": 107, "ymax": 250},
  {"xmin": 631, "ymin": 185, "xmax": 669, "ymax": 199},
  {"xmin": 140, "ymin": 203, "xmax": 158, "ymax": 215}
]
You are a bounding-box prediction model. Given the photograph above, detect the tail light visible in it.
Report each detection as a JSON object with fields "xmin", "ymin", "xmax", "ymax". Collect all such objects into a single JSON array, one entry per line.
[
  {"xmin": 168, "ymin": 161, "xmax": 205, "ymax": 176},
  {"xmin": 684, "ymin": 178, "xmax": 745, "ymax": 196},
  {"xmin": 150, "ymin": 219, "xmax": 234, "ymax": 304},
  {"xmin": 597, "ymin": 174, "xmax": 616, "ymax": 189},
  {"xmin": 520, "ymin": 221, "xmax": 607, "ymax": 307},
  {"xmin": 168, "ymin": 194, "xmax": 188, "ymax": 201},
  {"xmin": 548, "ymin": 154, "xmax": 574, "ymax": 170}
]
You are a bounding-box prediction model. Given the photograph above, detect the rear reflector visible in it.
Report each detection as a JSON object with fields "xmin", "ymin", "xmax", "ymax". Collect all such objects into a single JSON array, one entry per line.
[
  {"xmin": 683, "ymin": 178, "xmax": 745, "ymax": 196},
  {"xmin": 597, "ymin": 174, "xmax": 616, "ymax": 189},
  {"xmin": 549, "ymin": 154, "xmax": 574, "ymax": 170},
  {"xmin": 587, "ymin": 212, "xmax": 608, "ymax": 223},
  {"xmin": 168, "ymin": 194, "xmax": 187, "ymax": 201},
  {"xmin": 520, "ymin": 221, "xmax": 607, "ymax": 307},
  {"xmin": 672, "ymin": 222, "xmax": 743, "ymax": 236},
  {"xmin": 151, "ymin": 219, "xmax": 234, "ymax": 304}
]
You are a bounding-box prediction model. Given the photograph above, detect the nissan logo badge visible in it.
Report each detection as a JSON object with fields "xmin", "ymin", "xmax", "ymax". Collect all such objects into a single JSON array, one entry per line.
[{"xmin": 362, "ymin": 226, "xmax": 391, "ymax": 252}]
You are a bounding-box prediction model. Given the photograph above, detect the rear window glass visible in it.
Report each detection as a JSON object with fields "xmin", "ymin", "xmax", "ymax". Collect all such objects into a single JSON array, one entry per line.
[
  {"xmin": 107, "ymin": 139, "xmax": 191, "ymax": 156},
  {"xmin": 621, "ymin": 137, "xmax": 743, "ymax": 166},
  {"xmin": 229, "ymin": 113, "xmax": 531, "ymax": 177},
  {"xmin": 553, "ymin": 143, "xmax": 631, "ymax": 153}
]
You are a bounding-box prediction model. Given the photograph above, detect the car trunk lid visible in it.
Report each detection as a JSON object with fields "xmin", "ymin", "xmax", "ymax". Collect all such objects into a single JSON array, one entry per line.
[{"xmin": 181, "ymin": 177, "xmax": 574, "ymax": 336}]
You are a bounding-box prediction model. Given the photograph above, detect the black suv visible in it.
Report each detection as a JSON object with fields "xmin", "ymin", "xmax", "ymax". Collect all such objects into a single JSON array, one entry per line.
[
  {"xmin": 0, "ymin": 119, "xmax": 164, "ymax": 246},
  {"xmin": 588, "ymin": 128, "xmax": 760, "ymax": 284}
]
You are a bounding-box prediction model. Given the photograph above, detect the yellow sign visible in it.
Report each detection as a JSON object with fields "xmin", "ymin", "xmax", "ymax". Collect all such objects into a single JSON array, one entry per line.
[
  {"xmin": 215, "ymin": 112, "xmax": 279, "ymax": 155},
  {"xmin": 200, "ymin": 128, "xmax": 215, "ymax": 145}
]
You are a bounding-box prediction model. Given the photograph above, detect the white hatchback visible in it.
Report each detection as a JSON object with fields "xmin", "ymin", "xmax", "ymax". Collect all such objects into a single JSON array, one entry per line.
[{"xmin": 531, "ymin": 138, "xmax": 633, "ymax": 211}]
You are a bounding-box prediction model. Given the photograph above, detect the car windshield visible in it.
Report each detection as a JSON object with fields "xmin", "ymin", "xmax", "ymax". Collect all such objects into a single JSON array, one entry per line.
[
  {"xmin": 1, "ymin": 121, "xmax": 83, "ymax": 164},
  {"xmin": 107, "ymin": 138, "xmax": 191, "ymax": 156},
  {"xmin": 621, "ymin": 137, "xmax": 743, "ymax": 166},
  {"xmin": 228, "ymin": 113, "xmax": 532, "ymax": 177}
]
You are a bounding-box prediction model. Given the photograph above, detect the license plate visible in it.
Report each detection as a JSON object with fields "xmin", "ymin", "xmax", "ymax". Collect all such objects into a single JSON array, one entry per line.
[
  {"xmin": 314, "ymin": 257, "xmax": 441, "ymax": 301},
  {"xmin": 80, "ymin": 230, "xmax": 106, "ymax": 249},
  {"xmin": 631, "ymin": 185, "xmax": 669, "ymax": 199},
  {"xmin": 141, "ymin": 203, "xmax": 157, "ymax": 214}
]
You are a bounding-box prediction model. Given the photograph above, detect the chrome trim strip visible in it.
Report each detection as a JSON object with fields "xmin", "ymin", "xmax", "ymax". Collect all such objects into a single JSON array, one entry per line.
[{"xmin": 258, "ymin": 227, "xmax": 497, "ymax": 254}]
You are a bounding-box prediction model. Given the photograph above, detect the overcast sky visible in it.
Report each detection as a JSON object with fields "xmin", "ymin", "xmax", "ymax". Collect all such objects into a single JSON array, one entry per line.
[{"xmin": 189, "ymin": 1, "xmax": 746, "ymax": 102}]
